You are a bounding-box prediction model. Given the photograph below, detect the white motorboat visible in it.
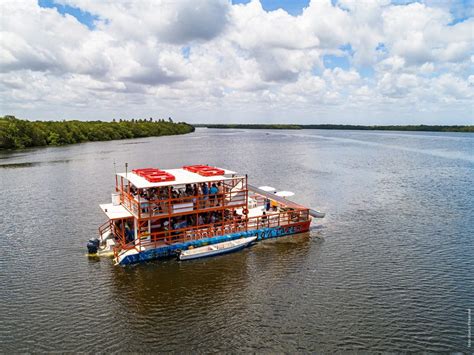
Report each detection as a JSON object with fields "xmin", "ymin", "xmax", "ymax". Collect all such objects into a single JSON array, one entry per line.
[
  {"xmin": 179, "ymin": 236, "xmax": 257, "ymax": 261},
  {"xmin": 309, "ymin": 209, "xmax": 326, "ymax": 218}
]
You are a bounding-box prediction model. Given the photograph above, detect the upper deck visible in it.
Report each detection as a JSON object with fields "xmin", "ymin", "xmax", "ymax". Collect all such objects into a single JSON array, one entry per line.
[
  {"xmin": 116, "ymin": 167, "xmax": 240, "ymax": 189},
  {"xmin": 112, "ymin": 165, "xmax": 248, "ymax": 220}
]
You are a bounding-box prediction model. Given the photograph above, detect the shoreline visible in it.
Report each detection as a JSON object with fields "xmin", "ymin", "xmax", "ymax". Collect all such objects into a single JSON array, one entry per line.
[
  {"xmin": 0, "ymin": 116, "xmax": 195, "ymax": 150},
  {"xmin": 194, "ymin": 124, "xmax": 473, "ymax": 133}
]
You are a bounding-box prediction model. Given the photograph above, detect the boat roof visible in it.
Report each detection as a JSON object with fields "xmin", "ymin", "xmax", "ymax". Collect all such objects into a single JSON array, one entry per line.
[
  {"xmin": 100, "ymin": 203, "xmax": 133, "ymax": 220},
  {"xmin": 117, "ymin": 167, "xmax": 239, "ymax": 188}
]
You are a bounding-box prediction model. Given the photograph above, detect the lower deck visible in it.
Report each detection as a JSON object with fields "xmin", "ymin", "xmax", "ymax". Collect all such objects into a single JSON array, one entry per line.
[
  {"xmin": 117, "ymin": 219, "xmax": 311, "ymax": 265},
  {"xmin": 99, "ymin": 182, "xmax": 313, "ymax": 265}
]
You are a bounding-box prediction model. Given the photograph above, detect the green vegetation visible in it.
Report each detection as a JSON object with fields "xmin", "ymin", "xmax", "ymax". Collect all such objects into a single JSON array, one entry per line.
[
  {"xmin": 196, "ymin": 123, "xmax": 474, "ymax": 132},
  {"xmin": 0, "ymin": 116, "xmax": 195, "ymax": 150}
]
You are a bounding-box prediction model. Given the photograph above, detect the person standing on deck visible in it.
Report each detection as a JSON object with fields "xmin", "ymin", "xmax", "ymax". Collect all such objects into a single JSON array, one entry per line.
[
  {"xmin": 265, "ymin": 197, "xmax": 270, "ymax": 211},
  {"xmin": 209, "ymin": 183, "xmax": 218, "ymax": 207},
  {"xmin": 197, "ymin": 214, "xmax": 204, "ymax": 225},
  {"xmin": 192, "ymin": 184, "xmax": 199, "ymax": 209},
  {"xmin": 261, "ymin": 211, "xmax": 268, "ymax": 227},
  {"xmin": 217, "ymin": 182, "xmax": 224, "ymax": 206},
  {"xmin": 201, "ymin": 183, "xmax": 209, "ymax": 208},
  {"xmin": 271, "ymin": 192, "xmax": 278, "ymax": 211}
]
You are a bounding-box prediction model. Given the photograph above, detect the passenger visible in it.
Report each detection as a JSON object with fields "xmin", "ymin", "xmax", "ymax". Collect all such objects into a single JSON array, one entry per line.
[
  {"xmin": 210, "ymin": 212, "xmax": 216, "ymax": 224},
  {"xmin": 233, "ymin": 210, "xmax": 242, "ymax": 226},
  {"xmin": 163, "ymin": 221, "xmax": 170, "ymax": 242},
  {"xmin": 185, "ymin": 184, "xmax": 192, "ymax": 196},
  {"xmin": 160, "ymin": 187, "xmax": 167, "ymax": 199},
  {"xmin": 217, "ymin": 182, "xmax": 224, "ymax": 206},
  {"xmin": 271, "ymin": 193, "xmax": 278, "ymax": 211},
  {"xmin": 265, "ymin": 197, "xmax": 271, "ymax": 211},
  {"xmin": 147, "ymin": 188, "xmax": 154, "ymax": 201},
  {"xmin": 209, "ymin": 183, "xmax": 218, "ymax": 206},
  {"xmin": 125, "ymin": 223, "xmax": 134, "ymax": 243},
  {"xmin": 197, "ymin": 214, "xmax": 204, "ymax": 225},
  {"xmin": 201, "ymin": 183, "xmax": 209, "ymax": 208}
]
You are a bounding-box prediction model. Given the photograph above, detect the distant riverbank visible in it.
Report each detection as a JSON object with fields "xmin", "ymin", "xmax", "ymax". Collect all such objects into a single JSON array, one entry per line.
[
  {"xmin": 0, "ymin": 116, "xmax": 195, "ymax": 150},
  {"xmin": 195, "ymin": 124, "xmax": 473, "ymax": 133}
]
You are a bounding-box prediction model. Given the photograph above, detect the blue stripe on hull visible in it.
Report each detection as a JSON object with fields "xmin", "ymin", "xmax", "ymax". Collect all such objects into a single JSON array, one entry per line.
[{"xmin": 119, "ymin": 224, "xmax": 305, "ymax": 265}]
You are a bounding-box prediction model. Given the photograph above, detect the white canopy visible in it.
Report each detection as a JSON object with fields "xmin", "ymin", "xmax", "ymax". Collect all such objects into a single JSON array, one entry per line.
[
  {"xmin": 258, "ymin": 185, "xmax": 276, "ymax": 192},
  {"xmin": 117, "ymin": 167, "xmax": 238, "ymax": 189},
  {"xmin": 275, "ymin": 191, "xmax": 295, "ymax": 197},
  {"xmin": 100, "ymin": 203, "xmax": 133, "ymax": 220}
]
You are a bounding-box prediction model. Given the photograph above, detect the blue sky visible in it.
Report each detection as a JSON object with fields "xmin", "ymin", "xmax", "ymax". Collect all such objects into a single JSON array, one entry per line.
[
  {"xmin": 232, "ymin": 0, "xmax": 310, "ymax": 15},
  {"xmin": 1, "ymin": 0, "xmax": 471, "ymax": 124},
  {"xmin": 38, "ymin": 0, "xmax": 473, "ymax": 28},
  {"xmin": 38, "ymin": 0, "xmax": 99, "ymax": 29},
  {"xmin": 38, "ymin": 0, "xmax": 315, "ymax": 27}
]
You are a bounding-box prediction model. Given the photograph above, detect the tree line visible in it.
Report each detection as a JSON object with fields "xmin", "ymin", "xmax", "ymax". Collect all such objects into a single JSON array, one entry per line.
[
  {"xmin": 0, "ymin": 116, "xmax": 195, "ymax": 149},
  {"xmin": 195, "ymin": 123, "xmax": 474, "ymax": 132}
]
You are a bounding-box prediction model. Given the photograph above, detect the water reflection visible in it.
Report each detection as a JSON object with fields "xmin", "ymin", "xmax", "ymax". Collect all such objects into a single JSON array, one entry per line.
[
  {"xmin": 109, "ymin": 233, "xmax": 312, "ymax": 315},
  {"xmin": 109, "ymin": 250, "xmax": 254, "ymax": 314},
  {"xmin": 0, "ymin": 129, "xmax": 472, "ymax": 352}
]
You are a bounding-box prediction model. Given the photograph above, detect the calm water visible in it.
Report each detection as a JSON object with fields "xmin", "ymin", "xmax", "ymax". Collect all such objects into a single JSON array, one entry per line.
[{"xmin": 1, "ymin": 128, "xmax": 473, "ymax": 352}]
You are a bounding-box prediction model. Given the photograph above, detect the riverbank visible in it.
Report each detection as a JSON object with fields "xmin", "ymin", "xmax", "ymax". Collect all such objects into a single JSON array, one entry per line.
[
  {"xmin": 195, "ymin": 124, "xmax": 473, "ymax": 132},
  {"xmin": 0, "ymin": 116, "xmax": 195, "ymax": 149},
  {"xmin": 1, "ymin": 129, "xmax": 472, "ymax": 352}
]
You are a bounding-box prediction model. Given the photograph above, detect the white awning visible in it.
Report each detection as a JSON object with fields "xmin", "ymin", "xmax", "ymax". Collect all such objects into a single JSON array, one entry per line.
[
  {"xmin": 275, "ymin": 191, "xmax": 295, "ymax": 197},
  {"xmin": 100, "ymin": 203, "xmax": 133, "ymax": 220},
  {"xmin": 117, "ymin": 167, "xmax": 238, "ymax": 189},
  {"xmin": 258, "ymin": 185, "xmax": 276, "ymax": 192}
]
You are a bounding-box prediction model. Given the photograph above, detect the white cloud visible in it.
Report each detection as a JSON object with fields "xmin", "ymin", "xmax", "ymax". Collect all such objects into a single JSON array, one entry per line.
[{"xmin": 0, "ymin": 0, "xmax": 472, "ymax": 124}]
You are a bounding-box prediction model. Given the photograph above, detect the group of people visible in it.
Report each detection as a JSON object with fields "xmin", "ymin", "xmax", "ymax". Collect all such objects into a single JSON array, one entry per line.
[
  {"xmin": 128, "ymin": 181, "xmax": 226, "ymax": 210},
  {"xmin": 192, "ymin": 182, "xmax": 224, "ymax": 208},
  {"xmin": 169, "ymin": 210, "xmax": 243, "ymax": 230},
  {"xmin": 123, "ymin": 180, "xmax": 250, "ymax": 242},
  {"xmin": 147, "ymin": 209, "xmax": 245, "ymax": 239},
  {"xmin": 264, "ymin": 196, "xmax": 278, "ymax": 211}
]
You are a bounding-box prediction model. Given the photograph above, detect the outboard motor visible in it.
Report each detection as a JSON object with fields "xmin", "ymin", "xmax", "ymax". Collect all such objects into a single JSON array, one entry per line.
[{"xmin": 87, "ymin": 238, "xmax": 100, "ymax": 254}]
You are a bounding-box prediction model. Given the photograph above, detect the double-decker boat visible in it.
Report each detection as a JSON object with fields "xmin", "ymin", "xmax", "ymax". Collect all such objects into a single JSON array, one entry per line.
[{"xmin": 89, "ymin": 165, "xmax": 324, "ymax": 265}]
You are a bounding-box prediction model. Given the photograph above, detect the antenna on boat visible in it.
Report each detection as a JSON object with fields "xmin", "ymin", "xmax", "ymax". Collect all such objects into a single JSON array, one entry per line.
[{"xmin": 125, "ymin": 162, "xmax": 128, "ymax": 179}]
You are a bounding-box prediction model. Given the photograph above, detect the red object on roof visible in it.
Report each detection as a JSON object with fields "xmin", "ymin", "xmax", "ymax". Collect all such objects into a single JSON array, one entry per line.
[
  {"xmin": 183, "ymin": 165, "xmax": 225, "ymax": 176},
  {"xmin": 132, "ymin": 168, "xmax": 175, "ymax": 182},
  {"xmin": 182, "ymin": 165, "xmax": 209, "ymax": 173}
]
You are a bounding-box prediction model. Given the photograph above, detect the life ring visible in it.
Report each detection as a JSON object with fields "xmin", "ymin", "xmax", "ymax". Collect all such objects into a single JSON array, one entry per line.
[{"xmin": 242, "ymin": 208, "xmax": 249, "ymax": 215}]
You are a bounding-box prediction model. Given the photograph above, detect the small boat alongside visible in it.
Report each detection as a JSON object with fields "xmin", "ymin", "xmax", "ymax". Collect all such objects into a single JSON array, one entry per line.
[
  {"xmin": 178, "ymin": 236, "xmax": 257, "ymax": 261},
  {"xmin": 309, "ymin": 209, "xmax": 325, "ymax": 218}
]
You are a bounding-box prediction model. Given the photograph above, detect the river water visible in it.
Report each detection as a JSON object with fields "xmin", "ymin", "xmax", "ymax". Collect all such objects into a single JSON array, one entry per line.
[{"xmin": 1, "ymin": 128, "xmax": 473, "ymax": 352}]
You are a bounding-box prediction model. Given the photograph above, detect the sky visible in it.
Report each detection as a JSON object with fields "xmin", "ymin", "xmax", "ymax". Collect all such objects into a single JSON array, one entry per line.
[{"xmin": 0, "ymin": 0, "xmax": 473, "ymax": 124}]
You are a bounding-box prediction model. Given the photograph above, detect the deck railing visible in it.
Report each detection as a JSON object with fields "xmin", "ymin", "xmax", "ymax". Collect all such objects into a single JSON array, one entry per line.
[
  {"xmin": 120, "ymin": 188, "xmax": 247, "ymax": 219},
  {"xmin": 116, "ymin": 176, "xmax": 248, "ymax": 220},
  {"xmin": 98, "ymin": 220, "xmax": 112, "ymax": 238},
  {"xmin": 114, "ymin": 208, "xmax": 310, "ymax": 257}
]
